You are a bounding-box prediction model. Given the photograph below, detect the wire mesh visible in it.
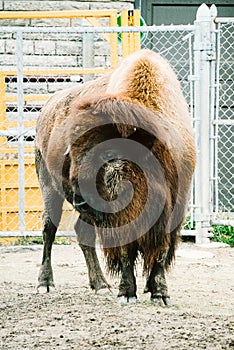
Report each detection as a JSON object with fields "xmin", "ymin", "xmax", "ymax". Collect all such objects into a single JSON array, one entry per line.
[
  {"xmin": 142, "ymin": 28, "xmax": 196, "ymax": 229},
  {"xmin": 216, "ymin": 22, "xmax": 234, "ymax": 215},
  {"xmin": 142, "ymin": 30, "xmax": 194, "ymax": 105}
]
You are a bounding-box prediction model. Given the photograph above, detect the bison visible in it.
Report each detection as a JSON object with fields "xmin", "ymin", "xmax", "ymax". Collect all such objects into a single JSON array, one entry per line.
[{"xmin": 35, "ymin": 49, "xmax": 196, "ymax": 305}]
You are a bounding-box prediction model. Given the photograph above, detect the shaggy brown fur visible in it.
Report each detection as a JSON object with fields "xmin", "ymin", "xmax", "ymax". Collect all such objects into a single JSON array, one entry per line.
[{"xmin": 35, "ymin": 49, "xmax": 196, "ymax": 303}]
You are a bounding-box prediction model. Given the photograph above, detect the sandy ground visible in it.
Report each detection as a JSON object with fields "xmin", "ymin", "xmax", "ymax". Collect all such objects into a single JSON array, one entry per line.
[{"xmin": 0, "ymin": 241, "xmax": 233, "ymax": 350}]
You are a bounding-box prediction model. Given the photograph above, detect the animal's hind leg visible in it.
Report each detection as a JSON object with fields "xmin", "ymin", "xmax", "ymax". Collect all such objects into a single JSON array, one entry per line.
[
  {"xmin": 144, "ymin": 260, "xmax": 171, "ymax": 306},
  {"xmin": 75, "ymin": 217, "xmax": 110, "ymax": 292}
]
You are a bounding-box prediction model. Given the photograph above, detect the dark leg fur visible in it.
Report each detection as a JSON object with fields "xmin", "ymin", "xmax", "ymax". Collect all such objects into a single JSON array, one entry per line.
[
  {"xmin": 144, "ymin": 260, "xmax": 171, "ymax": 306},
  {"xmin": 36, "ymin": 148, "xmax": 64, "ymax": 291},
  {"xmin": 118, "ymin": 258, "xmax": 136, "ymax": 300},
  {"xmin": 38, "ymin": 208, "xmax": 62, "ymax": 291},
  {"xmin": 117, "ymin": 245, "xmax": 138, "ymax": 302},
  {"xmin": 75, "ymin": 217, "xmax": 110, "ymax": 292}
]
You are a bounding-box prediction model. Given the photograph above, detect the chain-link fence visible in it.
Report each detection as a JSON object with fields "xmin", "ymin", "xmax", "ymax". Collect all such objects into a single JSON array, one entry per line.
[
  {"xmin": 0, "ymin": 25, "xmax": 120, "ymax": 236},
  {"xmin": 0, "ymin": 8, "xmax": 233, "ymax": 241},
  {"xmin": 141, "ymin": 25, "xmax": 196, "ymax": 231},
  {"xmin": 213, "ymin": 20, "xmax": 234, "ymax": 217}
]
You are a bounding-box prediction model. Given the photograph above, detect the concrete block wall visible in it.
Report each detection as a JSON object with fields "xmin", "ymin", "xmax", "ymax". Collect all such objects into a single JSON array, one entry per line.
[
  {"xmin": 0, "ymin": 1, "xmax": 134, "ymax": 25},
  {"xmin": 0, "ymin": 1, "xmax": 134, "ymax": 67},
  {"xmin": 0, "ymin": 1, "xmax": 134, "ymax": 95}
]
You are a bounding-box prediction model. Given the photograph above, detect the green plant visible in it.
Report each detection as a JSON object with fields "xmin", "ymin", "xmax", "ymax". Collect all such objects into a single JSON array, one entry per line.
[
  {"xmin": 54, "ymin": 237, "xmax": 72, "ymax": 245},
  {"xmin": 183, "ymin": 216, "xmax": 196, "ymax": 230},
  {"xmin": 13, "ymin": 236, "xmax": 38, "ymax": 246},
  {"xmin": 211, "ymin": 225, "xmax": 234, "ymax": 247},
  {"xmin": 13, "ymin": 236, "xmax": 72, "ymax": 246}
]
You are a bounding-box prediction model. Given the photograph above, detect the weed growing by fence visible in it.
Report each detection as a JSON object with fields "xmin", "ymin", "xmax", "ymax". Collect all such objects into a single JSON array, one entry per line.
[{"xmin": 212, "ymin": 225, "xmax": 234, "ymax": 247}]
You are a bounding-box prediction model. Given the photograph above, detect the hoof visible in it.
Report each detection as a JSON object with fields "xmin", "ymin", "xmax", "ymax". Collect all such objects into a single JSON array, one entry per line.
[
  {"xmin": 118, "ymin": 296, "xmax": 137, "ymax": 304},
  {"xmin": 92, "ymin": 283, "xmax": 112, "ymax": 294},
  {"xmin": 128, "ymin": 296, "xmax": 138, "ymax": 304},
  {"xmin": 118, "ymin": 296, "xmax": 128, "ymax": 304},
  {"xmin": 96, "ymin": 287, "xmax": 113, "ymax": 296},
  {"xmin": 90, "ymin": 278, "xmax": 111, "ymax": 293},
  {"xmin": 151, "ymin": 296, "xmax": 171, "ymax": 307},
  {"xmin": 151, "ymin": 296, "xmax": 165, "ymax": 307},
  {"xmin": 37, "ymin": 282, "xmax": 55, "ymax": 294},
  {"xmin": 162, "ymin": 296, "xmax": 171, "ymax": 306}
]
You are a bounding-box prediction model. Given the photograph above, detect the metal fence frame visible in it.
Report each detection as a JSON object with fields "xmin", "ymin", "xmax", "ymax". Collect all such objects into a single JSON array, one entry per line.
[{"xmin": 0, "ymin": 5, "xmax": 233, "ymax": 243}]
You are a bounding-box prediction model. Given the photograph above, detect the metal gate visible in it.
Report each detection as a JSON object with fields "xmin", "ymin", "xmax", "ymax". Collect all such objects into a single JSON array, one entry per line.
[{"xmin": 0, "ymin": 5, "xmax": 233, "ymax": 242}]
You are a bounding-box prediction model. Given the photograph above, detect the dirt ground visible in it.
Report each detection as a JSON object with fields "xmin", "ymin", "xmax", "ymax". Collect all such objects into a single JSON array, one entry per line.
[{"xmin": 0, "ymin": 241, "xmax": 233, "ymax": 350}]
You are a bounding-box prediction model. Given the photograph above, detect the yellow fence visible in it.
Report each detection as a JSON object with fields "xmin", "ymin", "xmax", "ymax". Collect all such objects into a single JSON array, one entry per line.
[
  {"xmin": 0, "ymin": 68, "xmax": 113, "ymax": 233},
  {"xmin": 0, "ymin": 10, "xmax": 141, "ymax": 234}
]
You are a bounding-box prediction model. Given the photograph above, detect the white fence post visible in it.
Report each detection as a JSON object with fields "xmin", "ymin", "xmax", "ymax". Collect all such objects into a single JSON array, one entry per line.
[
  {"xmin": 16, "ymin": 31, "xmax": 26, "ymax": 235},
  {"xmin": 82, "ymin": 19, "xmax": 95, "ymax": 82},
  {"xmin": 209, "ymin": 4, "xmax": 218, "ymax": 216},
  {"xmin": 194, "ymin": 4, "xmax": 213, "ymax": 243}
]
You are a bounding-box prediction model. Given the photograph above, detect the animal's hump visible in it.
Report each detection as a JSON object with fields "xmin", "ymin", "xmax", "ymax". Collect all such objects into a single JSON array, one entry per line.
[
  {"xmin": 106, "ymin": 49, "xmax": 179, "ymax": 112},
  {"xmin": 125, "ymin": 56, "xmax": 161, "ymax": 104}
]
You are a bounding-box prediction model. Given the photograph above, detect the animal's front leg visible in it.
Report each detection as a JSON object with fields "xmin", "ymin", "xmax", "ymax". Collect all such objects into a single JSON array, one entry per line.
[
  {"xmin": 38, "ymin": 194, "xmax": 64, "ymax": 292},
  {"xmin": 118, "ymin": 246, "xmax": 137, "ymax": 303},
  {"xmin": 75, "ymin": 217, "xmax": 110, "ymax": 292},
  {"xmin": 36, "ymin": 148, "xmax": 64, "ymax": 292},
  {"xmin": 144, "ymin": 260, "xmax": 171, "ymax": 306}
]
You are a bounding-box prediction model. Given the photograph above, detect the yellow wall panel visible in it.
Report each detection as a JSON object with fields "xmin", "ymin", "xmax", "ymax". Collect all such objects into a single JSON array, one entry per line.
[
  {"xmin": 0, "ymin": 158, "xmax": 43, "ymax": 230},
  {"xmin": 0, "ymin": 187, "xmax": 43, "ymax": 211}
]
